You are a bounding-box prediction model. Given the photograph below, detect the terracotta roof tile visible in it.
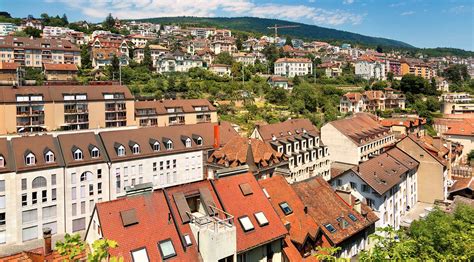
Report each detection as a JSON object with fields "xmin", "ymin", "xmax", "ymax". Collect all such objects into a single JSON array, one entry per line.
[
  {"xmin": 257, "ymin": 119, "xmax": 319, "ymax": 142},
  {"xmin": 43, "ymin": 63, "xmax": 78, "ymax": 71},
  {"xmin": 134, "ymin": 99, "xmax": 216, "ymax": 115},
  {"xmin": 0, "ymin": 36, "xmax": 80, "ymax": 52},
  {"xmin": 0, "ymin": 62, "xmax": 20, "ymax": 70},
  {"xmin": 11, "ymin": 134, "xmax": 64, "ymax": 172},
  {"xmin": 57, "ymin": 132, "xmax": 108, "ymax": 167}
]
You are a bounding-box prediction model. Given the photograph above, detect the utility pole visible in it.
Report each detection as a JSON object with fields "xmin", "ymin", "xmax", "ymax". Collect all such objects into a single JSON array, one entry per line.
[{"xmin": 119, "ymin": 63, "xmax": 122, "ymax": 85}]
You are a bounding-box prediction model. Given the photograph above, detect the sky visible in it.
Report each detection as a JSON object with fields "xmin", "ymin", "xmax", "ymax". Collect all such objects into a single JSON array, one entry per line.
[{"xmin": 2, "ymin": 0, "xmax": 473, "ymax": 50}]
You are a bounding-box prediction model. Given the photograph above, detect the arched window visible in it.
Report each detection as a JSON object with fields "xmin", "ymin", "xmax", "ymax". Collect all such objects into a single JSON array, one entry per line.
[
  {"xmin": 25, "ymin": 152, "xmax": 36, "ymax": 166},
  {"xmin": 117, "ymin": 145, "xmax": 125, "ymax": 156},
  {"xmin": 0, "ymin": 155, "xmax": 4, "ymax": 168},
  {"xmin": 32, "ymin": 176, "xmax": 47, "ymax": 188},
  {"xmin": 80, "ymin": 171, "xmax": 93, "ymax": 182},
  {"xmin": 45, "ymin": 151, "xmax": 54, "ymax": 163},
  {"xmin": 132, "ymin": 144, "xmax": 140, "ymax": 154},
  {"xmin": 91, "ymin": 147, "xmax": 100, "ymax": 158},
  {"xmin": 73, "ymin": 149, "xmax": 83, "ymax": 160},
  {"xmin": 166, "ymin": 140, "xmax": 173, "ymax": 150},
  {"xmin": 196, "ymin": 137, "xmax": 203, "ymax": 146},
  {"xmin": 153, "ymin": 142, "xmax": 160, "ymax": 152}
]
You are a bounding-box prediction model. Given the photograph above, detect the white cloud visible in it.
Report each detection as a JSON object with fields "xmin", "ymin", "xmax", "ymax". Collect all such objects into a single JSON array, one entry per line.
[
  {"xmin": 400, "ymin": 11, "xmax": 415, "ymax": 16},
  {"xmin": 45, "ymin": 0, "xmax": 364, "ymax": 26},
  {"xmin": 343, "ymin": 0, "xmax": 354, "ymax": 4},
  {"xmin": 389, "ymin": 2, "xmax": 405, "ymax": 8}
]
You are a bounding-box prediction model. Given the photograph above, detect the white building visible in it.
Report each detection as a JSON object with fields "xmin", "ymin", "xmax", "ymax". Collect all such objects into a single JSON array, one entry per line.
[
  {"xmin": 355, "ymin": 56, "xmax": 386, "ymax": 80},
  {"xmin": 274, "ymin": 57, "xmax": 312, "ymax": 77},
  {"xmin": 209, "ymin": 64, "xmax": 231, "ymax": 76},
  {"xmin": 156, "ymin": 52, "xmax": 204, "ymax": 73},
  {"xmin": 0, "ymin": 23, "xmax": 18, "ymax": 36},
  {"xmin": 250, "ymin": 119, "xmax": 331, "ymax": 182},
  {"xmin": 331, "ymin": 148, "xmax": 418, "ymax": 229},
  {"xmin": 189, "ymin": 27, "xmax": 216, "ymax": 38},
  {"xmin": 321, "ymin": 113, "xmax": 396, "ymax": 165},
  {"xmin": 0, "ymin": 122, "xmax": 237, "ymax": 251},
  {"xmin": 42, "ymin": 26, "xmax": 74, "ymax": 38}
]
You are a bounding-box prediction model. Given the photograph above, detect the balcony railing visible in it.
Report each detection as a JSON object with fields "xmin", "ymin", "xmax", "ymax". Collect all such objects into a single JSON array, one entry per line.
[{"xmin": 187, "ymin": 206, "xmax": 234, "ymax": 233}]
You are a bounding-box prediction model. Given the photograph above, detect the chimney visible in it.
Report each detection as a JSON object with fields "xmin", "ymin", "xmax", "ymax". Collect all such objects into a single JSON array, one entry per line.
[
  {"xmin": 304, "ymin": 206, "xmax": 308, "ymax": 214},
  {"xmin": 213, "ymin": 124, "xmax": 220, "ymax": 149},
  {"xmin": 43, "ymin": 227, "xmax": 52, "ymax": 255},
  {"xmin": 284, "ymin": 221, "xmax": 291, "ymax": 231},
  {"xmin": 354, "ymin": 198, "xmax": 362, "ymax": 214}
]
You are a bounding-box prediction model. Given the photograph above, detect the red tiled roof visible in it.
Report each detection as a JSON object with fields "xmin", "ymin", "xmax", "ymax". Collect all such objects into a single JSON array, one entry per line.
[
  {"xmin": 0, "ymin": 246, "xmax": 87, "ymax": 261},
  {"xmin": 449, "ymin": 176, "xmax": 474, "ymax": 194},
  {"xmin": 43, "ymin": 63, "xmax": 78, "ymax": 71},
  {"xmin": 0, "ymin": 36, "xmax": 80, "ymax": 52},
  {"xmin": 256, "ymin": 119, "xmax": 319, "ymax": 142},
  {"xmin": 212, "ymin": 173, "xmax": 288, "ymax": 253},
  {"xmin": 275, "ymin": 57, "xmax": 311, "ymax": 64},
  {"xmin": 380, "ymin": 117, "xmax": 425, "ymax": 128},
  {"xmin": 95, "ymin": 191, "xmax": 200, "ymax": 261},
  {"xmin": 0, "ymin": 61, "xmax": 20, "ymax": 70},
  {"xmin": 342, "ymin": 92, "xmax": 363, "ymax": 102},
  {"xmin": 363, "ymin": 90, "xmax": 384, "ymax": 100},
  {"xmin": 292, "ymin": 177, "xmax": 378, "ymax": 245},
  {"xmin": 328, "ymin": 113, "xmax": 391, "ymax": 146},
  {"xmin": 11, "ymin": 134, "xmax": 64, "ymax": 172},
  {"xmin": 134, "ymin": 99, "xmax": 216, "ymax": 115},
  {"xmin": 57, "ymin": 132, "xmax": 108, "ymax": 167}
]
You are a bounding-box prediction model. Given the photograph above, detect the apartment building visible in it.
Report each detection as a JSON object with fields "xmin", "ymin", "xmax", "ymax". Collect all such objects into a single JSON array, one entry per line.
[
  {"xmin": 321, "ymin": 113, "xmax": 396, "ymax": 165},
  {"xmin": 380, "ymin": 117, "xmax": 426, "ymax": 138},
  {"xmin": 134, "ymin": 99, "xmax": 217, "ymax": 127},
  {"xmin": 384, "ymin": 87, "xmax": 406, "ymax": 110},
  {"xmin": 133, "ymin": 44, "xmax": 168, "ymax": 67},
  {"xmin": 274, "ymin": 58, "xmax": 313, "ymax": 77},
  {"xmin": 127, "ymin": 34, "xmax": 155, "ymax": 47},
  {"xmin": 42, "ymin": 26, "xmax": 75, "ymax": 38},
  {"xmin": 440, "ymin": 92, "xmax": 474, "ymax": 115},
  {"xmin": 43, "ymin": 63, "xmax": 78, "ymax": 81},
  {"xmin": 210, "ymin": 38, "xmax": 237, "ymax": 54},
  {"xmin": 396, "ymin": 135, "xmax": 454, "ymax": 204},
  {"xmin": 386, "ymin": 59, "xmax": 402, "ymax": 77},
  {"xmin": 433, "ymin": 118, "xmax": 474, "ymax": 158},
  {"xmin": 0, "ymin": 36, "xmax": 81, "ymax": 67},
  {"xmin": 355, "ymin": 55, "xmax": 386, "ymax": 80},
  {"xmin": 340, "ymin": 89, "xmax": 405, "ymax": 113},
  {"xmin": 250, "ymin": 119, "xmax": 331, "ymax": 182},
  {"xmin": 232, "ymin": 52, "xmax": 257, "ymax": 66},
  {"xmin": 156, "ymin": 52, "xmax": 204, "ymax": 73},
  {"xmin": 0, "ymin": 62, "xmax": 20, "ymax": 85},
  {"xmin": 267, "ymin": 76, "xmax": 293, "ymax": 91},
  {"xmin": 0, "ymin": 23, "xmax": 18, "ymax": 36},
  {"xmin": 0, "ymin": 122, "xmax": 238, "ymax": 250},
  {"xmin": 292, "ymin": 177, "xmax": 378, "ymax": 258},
  {"xmin": 85, "ymin": 172, "xmax": 286, "ymax": 262},
  {"xmin": 189, "ymin": 27, "xmax": 216, "ymax": 38},
  {"xmin": 209, "ymin": 64, "xmax": 231, "ymax": 76},
  {"xmin": 0, "ymin": 85, "xmax": 135, "ymax": 134},
  {"xmin": 331, "ymin": 148, "xmax": 419, "ymax": 229},
  {"xmin": 400, "ymin": 58, "xmax": 437, "ymax": 79}
]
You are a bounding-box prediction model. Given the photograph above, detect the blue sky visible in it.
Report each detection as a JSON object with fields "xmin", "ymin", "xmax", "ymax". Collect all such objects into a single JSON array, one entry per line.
[{"xmin": 2, "ymin": 0, "xmax": 473, "ymax": 50}]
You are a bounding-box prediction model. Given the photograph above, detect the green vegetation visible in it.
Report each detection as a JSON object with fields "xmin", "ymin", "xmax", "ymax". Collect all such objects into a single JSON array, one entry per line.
[
  {"xmin": 55, "ymin": 233, "xmax": 86, "ymax": 260},
  {"xmin": 359, "ymin": 204, "xmax": 474, "ymax": 261}
]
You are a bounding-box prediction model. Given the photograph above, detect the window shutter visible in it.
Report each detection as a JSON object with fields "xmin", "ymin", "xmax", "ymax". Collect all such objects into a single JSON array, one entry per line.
[
  {"xmin": 173, "ymin": 192, "xmax": 191, "ymax": 224},
  {"xmin": 199, "ymin": 188, "xmax": 217, "ymax": 216}
]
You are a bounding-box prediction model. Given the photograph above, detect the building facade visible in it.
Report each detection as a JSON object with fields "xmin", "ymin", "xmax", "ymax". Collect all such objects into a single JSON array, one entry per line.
[{"xmin": 274, "ymin": 58, "xmax": 313, "ymax": 77}]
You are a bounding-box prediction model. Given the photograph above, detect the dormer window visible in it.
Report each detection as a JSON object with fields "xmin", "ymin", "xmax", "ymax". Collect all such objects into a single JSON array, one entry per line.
[
  {"xmin": 0, "ymin": 155, "xmax": 4, "ymax": 168},
  {"xmin": 153, "ymin": 141, "xmax": 160, "ymax": 151},
  {"xmin": 91, "ymin": 147, "xmax": 100, "ymax": 158},
  {"xmin": 73, "ymin": 148, "xmax": 83, "ymax": 161},
  {"xmin": 185, "ymin": 138, "xmax": 192, "ymax": 148},
  {"xmin": 45, "ymin": 151, "xmax": 54, "ymax": 163},
  {"xmin": 132, "ymin": 144, "xmax": 140, "ymax": 155},
  {"xmin": 163, "ymin": 139, "xmax": 173, "ymax": 150},
  {"xmin": 196, "ymin": 137, "xmax": 203, "ymax": 146},
  {"xmin": 25, "ymin": 152, "xmax": 36, "ymax": 166},
  {"xmin": 117, "ymin": 145, "xmax": 126, "ymax": 156}
]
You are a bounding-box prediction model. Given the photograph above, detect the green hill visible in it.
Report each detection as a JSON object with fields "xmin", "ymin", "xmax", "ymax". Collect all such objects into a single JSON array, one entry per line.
[{"xmin": 137, "ymin": 16, "xmax": 414, "ymax": 48}]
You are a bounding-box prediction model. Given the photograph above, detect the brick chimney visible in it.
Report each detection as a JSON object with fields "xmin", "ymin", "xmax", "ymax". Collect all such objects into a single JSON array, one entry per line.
[
  {"xmin": 354, "ymin": 198, "xmax": 362, "ymax": 214},
  {"xmin": 43, "ymin": 227, "xmax": 52, "ymax": 255},
  {"xmin": 213, "ymin": 124, "xmax": 220, "ymax": 149}
]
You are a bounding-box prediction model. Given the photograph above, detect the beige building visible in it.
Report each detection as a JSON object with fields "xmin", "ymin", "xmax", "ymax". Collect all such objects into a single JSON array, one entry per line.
[
  {"xmin": 321, "ymin": 113, "xmax": 395, "ymax": 165},
  {"xmin": 134, "ymin": 99, "xmax": 217, "ymax": 127},
  {"xmin": 0, "ymin": 36, "xmax": 81, "ymax": 68},
  {"xmin": 43, "ymin": 63, "xmax": 78, "ymax": 81},
  {"xmin": 0, "ymin": 85, "xmax": 135, "ymax": 134}
]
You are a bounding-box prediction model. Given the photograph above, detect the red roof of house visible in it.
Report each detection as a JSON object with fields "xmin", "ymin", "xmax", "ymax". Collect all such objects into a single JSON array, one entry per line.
[
  {"xmin": 256, "ymin": 118, "xmax": 319, "ymax": 142},
  {"xmin": 43, "ymin": 63, "xmax": 78, "ymax": 71},
  {"xmin": 212, "ymin": 173, "xmax": 288, "ymax": 253},
  {"xmin": 449, "ymin": 176, "xmax": 474, "ymax": 194},
  {"xmin": 380, "ymin": 117, "xmax": 426, "ymax": 128},
  {"xmin": 292, "ymin": 177, "xmax": 378, "ymax": 245},
  {"xmin": 0, "ymin": 61, "xmax": 20, "ymax": 70},
  {"xmin": 259, "ymin": 176, "xmax": 331, "ymax": 256},
  {"xmin": 95, "ymin": 191, "xmax": 201, "ymax": 261},
  {"xmin": 275, "ymin": 57, "xmax": 311, "ymax": 64}
]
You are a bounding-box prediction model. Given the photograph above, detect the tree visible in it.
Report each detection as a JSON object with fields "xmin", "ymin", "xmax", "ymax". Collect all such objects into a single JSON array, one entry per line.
[
  {"xmin": 103, "ymin": 13, "xmax": 115, "ymax": 30},
  {"xmin": 142, "ymin": 44, "xmax": 153, "ymax": 70},
  {"xmin": 285, "ymin": 36, "xmax": 293, "ymax": 47},
  {"xmin": 61, "ymin": 14, "xmax": 68, "ymax": 25},
  {"xmin": 80, "ymin": 45, "xmax": 92, "ymax": 69},
  {"xmin": 468, "ymin": 150, "xmax": 474, "ymax": 162},
  {"xmin": 236, "ymin": 37, "xmax": 243, "ymax": 50},
  {"xmin": 215, "ymin": 52, "xmax": 233, "ymax": 65},
  {"xmin": 400, "ymin": 74, "xmax": 436, "ymax": 95},
  {"xmin": 111, "ymin": 54, "xmax": 120, "ymax": 72},
  {"xmin": 266, "ymin": 87, "xmax": 288, "ymax": 104},
  {"xmin": 55, "ymin": 233, "xmax": 85, "ymax": 260},
  {"xmin": 387, "ymin": 72, "xmax": 394, "ymax": 82},
  {"xmin": 376, "ymin": 45, "xmax": 383, "ymax": 53},
  {"xmin": 88, "ymin": 238, "xmax": 123, "ymax": 262},
  {"xmin": 293, "ymin": 75, "xmax": 301, "ymax": 86},
  {"xmin": 23, "ymin": 26, "xmax": 42, "ymax": 37},
  {"xmin": 444, "ymin": 64, "xmax": 470, "ymax": 84}
]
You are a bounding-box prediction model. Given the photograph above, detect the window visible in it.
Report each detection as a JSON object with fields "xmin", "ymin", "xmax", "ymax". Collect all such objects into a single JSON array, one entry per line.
[
  {"xmin": 350, "ymin": 182, "xmax": 357, "ymax": 190},
  {"xmin": 32, "ymin": 192, "xmax": 37, "ymax": 204},
  {"xmin": 238, "ymin": 216, "xmax": 255, "ymax": 232},
  {"xmin": 51, "ymin": 189, "xmax": 56, "ymax": 201},
  {"xmin": 362, "ymin": 184, "xmax": 369, "ymax": 193},
  {"xmin": 172, "ymin": 160, "xmax": 176, "ymax": 169},
  {"xmin": 97, "ymin": 169, "xmax": 102, "ymax": 179},
  {"xmin": 45, "ymin": 151, "xmax": 54, "ymax": 163},
  {"xmin": 131, "ymin": 248, "xmax": 149, "ymax": 262},
  {"xmin": 254, "ymin": 212, "xmax": 269, "ymax": 226},
  {"xmin": 166, "ymin": 140, "xmax": 173, "ymax": 150},
  {"xmin": 91, "ymin": 147, "xmax": 100, "ymax": 158},
  {"xmin": 0, "ymin": 212, "xmax": 5, "ymax": 225},
  {"xmin": 279, "ymin": 202, "xmax": 293, "ymax": 215},
  {"xmin": 117, "ymin": 145, "xmax": 125, "ymax": 156},
  {"xmin": 0, "ymin": 196, "xmax": 4, "ymax": 209},
  {"xmin": 0, "ymin": 156, "xmax": 4, "ymax": 168},
  {"xmin": 336, "ymin": 179, "xmax": 342, "ymax": 187},
  {"xmin": 132, "ymin": 144, "xmax": 140, "ymax": 154},
  {"xmin": 73, "ymin": 149, "xmax": 83, "ymax": 160},
  {"xmin": 152, "ymin": 142, "xmax": 160, "ymax": 151},
  {"xmin": 25, "ymin": 153, "xmax": 35, "ymax": 166},
  {"xmin": 42, "ymin": 206, "xmax": 56, "ymax": 219},
  {"xmin": 71, "ymin": 187, "xmax": 76, "ymax": 200},
  {"xmin": 22, "ymin": 178, "xmax": 27, "ymax": 190},
  {"xmin": 89, "ymin": 184, "xmax": 94, "ymax": 196},
  {"xmin": 98, "ymin": 183, "xmax": 102, "ymax": 194},
  {"xmin": 80, "ymin": 172, "xmax": 93, "ymax": 182},
  {"xmin": 0, "ymin": 180, "xmax": 4, "ymax": 193},
  {"xmin": 158, "ymin": 239, "xmax": 177, "ymax": 260},
  {"xmin": 22, "ymin": 194, "xmax": 27, "ymax": 206},
  {"xmin": 72, "ymin": 218, "xmax": 85, "ymax": 232},
  {"xmin": 51, "ymin": 174, "xmax": 56, "ymax": 186},
  {"xmin": 366, "ymin": 198, "xmax": 374, "ymax": 208},
  {"xmin": 32, "ymin": 176, "xmax": 46, "ymax": 189},
  {"xmin": 324, "ymin": 224, "xmax": 337, "ymax": 233},
  {"xmin": 184, "ymin": 234, "xmax": 192, "ymax": 246},
  {"xmin": 153, "ymin": 162, "xmax": 157, "ymax": 172},
  {"xmin": 196, "ymin": 137, "xmax": 203, "ymax": 146},
  {"xmin": 0, "ymin": 230, "xmax": 5, "ymax": 244},
  {"xmin": 72, "ymin": 203, "xmax": 77, "ymax": 216},
  {"xmin": 139, "ymin": 164, "xmax": 143, "ymax": 174},
  {"xmin": 348, "ymin": 213, "xmax": 358, "ymax": 222},
  {"xmin": 22, "ymin": 226, "xmax": 38, "ymax": 242},
  {"xmin": 22, "ymin": 209, "xmax": 37, "ymax": 224},
  {"xmin": 336, "ymin": 217, "xmax": 349, "ymax": 228},
  {"xmin": 42, "ymin": 190, "xmax": 47, "ymax": 202},
  {"xmin": 81, "ymin": 201, "xmax": 85, "ymax": 214}
]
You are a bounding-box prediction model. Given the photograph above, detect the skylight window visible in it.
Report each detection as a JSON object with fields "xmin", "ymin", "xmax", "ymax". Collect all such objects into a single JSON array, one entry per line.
[
  {"xmin": 131, "ymin": 248, "xmax": 149, "ymax": 262},
  {"xmin": 238, "ymin": 216, "xmax": 255, "ymax": 232},
  {"xmin": 158, "ymin": 239, "xmax": 176, "ymax": 259},
  {"xmin": 324, "ymin": 224, "xmax": 337, "ymax": 233},
  {"xmin": 279, "ymin": 202, "xmax": 293, "ymax": 215},
  {"xmin": 262, "ymin": 188, "xmax": 270, "ymax": 199},
  {"xmin": 184, "ymin": 234, "xmax": 192, "ymax": 246},
  {"xmin": 254, "ymin": 212, "xmax": 269, "ymax": 227},
  {"xmin": 348, "ymin": 213, "xmax": 358, "ymax": 222}
]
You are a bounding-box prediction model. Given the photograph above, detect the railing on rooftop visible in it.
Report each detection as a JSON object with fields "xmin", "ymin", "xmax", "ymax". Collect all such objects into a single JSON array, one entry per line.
[{"xmin": 187, "ymin": 205, "xmax": 234, "ymax": 233}]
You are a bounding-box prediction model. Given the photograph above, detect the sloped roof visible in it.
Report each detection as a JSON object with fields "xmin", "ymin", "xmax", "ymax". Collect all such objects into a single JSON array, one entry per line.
[
  {"xmin": 275, "ymin": 57, "xmax": 311, "ymax": 63},
  {"xmin": 11, "ymin": 134, "xmax": 64, "ymax": 172},
  {"xmin": 0, "ymin": 36, "xmax": 80, "ymax": 51},
  {"xmin": 57, "ymin": 132, "xmax": 108, "ymax": 167},
  {"xmin": 292, "ymin": 177, "xmax": 378, "ymax": 245},
  {"xmin": 449, "ymin": 176, "xmax": 474, "ymax": 194},
  {"xmin": 257, "ymin": 119, "xmax": 319, "ymax": 142},
  {"xmin": 43, "ymin": 63, "xmax": 78, "ymax": 71},
  {"xmin": 134, "ymin": 99, "xmax": 216, "ymax": 115},
  {"xmin": 380, "ymin": 117, "xmax": 426, "ymax": 128},
  {"xmin": 212, "ymin": 173, "xmax": 288, "ymax": 253},
  {"xmin": 0, "ymin": 61, "xmax": 20, "ymax": 70}
]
